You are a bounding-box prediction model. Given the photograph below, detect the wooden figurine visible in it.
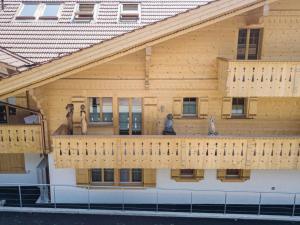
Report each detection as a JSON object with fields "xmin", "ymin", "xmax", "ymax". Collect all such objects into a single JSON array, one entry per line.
[
  {"xmin": 65, "ymin": 104, "xmax": 74, "ymax": 135},
  {"xmin": 80, "ymin": 104, "xmax": 88, "ymax": 135}
]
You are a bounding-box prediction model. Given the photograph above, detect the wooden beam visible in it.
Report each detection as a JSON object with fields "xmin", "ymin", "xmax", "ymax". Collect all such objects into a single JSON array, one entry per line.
[
  {"xmin": 0, "ymin": 0, "xmax": 279, "ymax": 100},
  {"xmin": 145, "ymin": 47, "xmax": 152, "ymax": 89}
]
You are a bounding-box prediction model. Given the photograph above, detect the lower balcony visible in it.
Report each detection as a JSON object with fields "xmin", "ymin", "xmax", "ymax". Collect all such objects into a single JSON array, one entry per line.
[
  {"xmin": 0, "ymin": 124, "xmax": 44, "ymax": 153},
  {"xmin": 52, "ymin": 126, "xmax": 300, "ymax": 169}
]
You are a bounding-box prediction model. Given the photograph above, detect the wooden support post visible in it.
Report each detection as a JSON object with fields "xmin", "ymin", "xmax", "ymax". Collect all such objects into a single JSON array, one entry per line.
[{"xmin": 145, "ymin": 47, "xmax": 152, "ymax": 89}]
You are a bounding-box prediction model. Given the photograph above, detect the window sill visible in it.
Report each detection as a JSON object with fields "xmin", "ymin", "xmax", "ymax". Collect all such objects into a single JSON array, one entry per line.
[
  {"xmin": 38, "ymin": 16, "xmax": 58, "ymax": 20},
  {"xmin": 172, "ymin": 177, "xmax": 203, "ymax": 182},
  {"xmin": 15, "ymin": 16, "xmax": 36, "ymax": 20}
]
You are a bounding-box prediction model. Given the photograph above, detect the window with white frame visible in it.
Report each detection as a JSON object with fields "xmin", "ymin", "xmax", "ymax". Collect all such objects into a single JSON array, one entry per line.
[
  {"xmin": 74, "ymin": 3, "xmax": 95, "ymax": 22},
  {"xmin": 39, "ymin": 4, "xmax": 60, "ymax": 20},
  {"xmin": 119, "ymin": 3, "xmax": 140, "ymax": 21},
  {"xmin": 16, "ymin": 3, "xmax": 61, "ymax": 20},
  {"xmin": 16, "ymin": 3, "xmax": 39, "ymax": 19}
]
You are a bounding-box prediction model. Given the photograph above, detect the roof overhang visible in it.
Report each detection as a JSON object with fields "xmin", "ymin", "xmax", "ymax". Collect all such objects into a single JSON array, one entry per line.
[{"xmin": 0, "ymin": 0, "xmax": 279, "ymax": 100}]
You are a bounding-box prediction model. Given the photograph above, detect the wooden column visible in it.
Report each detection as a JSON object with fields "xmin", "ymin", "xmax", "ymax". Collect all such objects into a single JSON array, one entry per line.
[{"xmin": 145, "ymin": 47, "xmax": 152, "ymax": 89}]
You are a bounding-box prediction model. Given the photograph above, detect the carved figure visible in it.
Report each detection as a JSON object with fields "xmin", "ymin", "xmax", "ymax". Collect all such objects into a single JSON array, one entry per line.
[
  {"xmin": 208, "ymin": 116, "xmax": 218, "ymax": 136},
  {"xmin": 80, "ymin": 104, "xmax": 88, "ymax": 135},
  {"xmin": 65, "ymin": 104, "xmax": 74, "ymax": 135},
  {"xmin": 163, "ymin": 114, "xmax": 176, "ymax": 135}
]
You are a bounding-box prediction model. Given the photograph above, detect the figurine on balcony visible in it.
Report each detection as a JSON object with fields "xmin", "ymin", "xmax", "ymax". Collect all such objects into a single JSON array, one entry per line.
[
  {"xmin": 65, "ymin": 104, "xmax": 74, "ymax": 135},
  {"xmin": 80, "ymin": 104, "xmax": 88, "ymax": 135},
  {"xmin": 163, "ymin": 113, "xmax": 176, "ymax": 135},
  {"xmin": 208, "ymin": 116, "xmax": 218, "ymax": 136}
]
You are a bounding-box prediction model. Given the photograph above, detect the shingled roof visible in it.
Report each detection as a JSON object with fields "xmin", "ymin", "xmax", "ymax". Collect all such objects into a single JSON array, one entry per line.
[{"xmin": 0, "ymin": 0, "xmax": 215, "ymax": 66}]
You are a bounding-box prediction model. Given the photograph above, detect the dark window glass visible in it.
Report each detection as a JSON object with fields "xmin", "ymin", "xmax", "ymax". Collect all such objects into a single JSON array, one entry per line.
[
  {"xmin": 248, "ymin": 29, "xmax": 260, "ymax": 60},
  {"xmin": 120, "ymin": 169, "xmax": 130, "ymax": 182},
  {"xmin": 232, "ymin": 98, "xmax": 245, "ymax": 117},
  {"xmin": 104, "ymin": 169, "xmax": 114, "ymax": 182},
  {"xmin": 237, "ymin": 29, "xmax": 247, "ymax": 60},
  {"xmin": 132, "ymin": 169, "xmax": 142, "ymax": 182},
  {"xmin": 226, "ymin": 169, "xmax": 241, "ymax": 178},
  {"xmin": 132, "ymin": 98, "xmax": 142, "ymax": 135},
  {"xmin": 89, "ymin": 97, "xmax": 100, "ymax": 122},
  {"xmin": 0, "ymin": 105, "xmax": 7, "ymax": 123},
  {"xmin": 91, "ymin": 169, "xmax": 102, "ymax": 182},
  {"xmin": 183, "ymin": 98, "xmax": 197, "ymax": 116},
  {"xmin": 180, "ymin": 169, "xmax": 195, "ymax": 177}
]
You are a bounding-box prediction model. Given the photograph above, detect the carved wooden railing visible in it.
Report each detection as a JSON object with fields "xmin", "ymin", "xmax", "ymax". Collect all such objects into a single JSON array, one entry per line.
[
  {"xmin": 0, "ymin": 125, "xmax": 43, "ymax": 153},
  {"xmin": 218, "ymin": 58, "xmax": 300, "ymax": 97},
  {"xmin": 52, "ymin": 134, "xmax": 300, "ymax": 169}
]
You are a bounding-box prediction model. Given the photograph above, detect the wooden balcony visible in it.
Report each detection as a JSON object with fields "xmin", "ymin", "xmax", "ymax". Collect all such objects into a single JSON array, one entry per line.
[
  {"xmin": 52, "ymin": 130, "xmax": 300, "ymax": 169},
  {"xmin": 218, "ymin": 58, "xmax": 300, "ymax": 97},
  {"xmin": 0, "ymin": 124, "xmax": 44, "ymax": 153}
]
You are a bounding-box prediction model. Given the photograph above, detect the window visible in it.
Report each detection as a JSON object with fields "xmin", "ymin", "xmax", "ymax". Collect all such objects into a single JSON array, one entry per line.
[
  {"xmin": 88, "ymin": 97, "xmax": 113, "ymax": 123},
  {"xmin": 180, "ymin": 169, "xmax": 195, "ymax": 177},
  {"xmin": 217, "ymin": 169, "xmax": 250, "ymax": 182},
  {"xmin": 91, "ymin": 169, "xmax": 114, "ymax": 183},
  {"xmin": 232, "ymin": 98, "xmax": 246, "ymax": 118},
  {"xmin": 183, "ymin": 98, "xmax": 197, "ymax": 116},
  {"xmin": 40, "ymin": 4, "xmax": 60, "ymax": 20},
  {"xmin": 7, "ymin": 97, "xmax": 16, "ymax": 115},
  {"xmin": 119, "ymin": 98, "xmax": 142, "ymax": 135},
  {"xmin": 0, "ymin": 104, "xmax": 7, "ymax": 123},
  {"xmin": 74, "ymin": 3, "xmax": 94, "ymax": 22},
  {"xmin": 237, "ymin": 28, "xmax": 262, "ymax": 60},
  {"xmin": 16, "ymin": 3, "xmax": 38, "ymax": 19},
  {"xmin": 119, "ymin": 3, "xmax": 140, "ymax": 21},
  {"xmin": 120, "ymin": 169, "xmax": 142, "ymax": 183},
  {"xmin": 171, "ymin": 169, "xmax": 204, "ymax": 182}
]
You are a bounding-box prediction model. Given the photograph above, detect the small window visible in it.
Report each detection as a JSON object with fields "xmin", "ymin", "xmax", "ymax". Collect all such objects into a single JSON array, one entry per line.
[
  {"xmin": 74, "ymin": 3, "xmax": 94, "ymax": 22},
  {"xmin": 16, "ymin": 3, "xmax": 38, "ymax": 20},
  {"xmin": 40, "ymin": 4, "xmax": 60, "ymax": 20},
  {"xmin": 180, "ymin": 169, "xmax": 195, "ymax": 178},
  {"xmin": 120, "ymin": 168, "xmax": 142, "ymax": 183},
  {"xmin": 225, "ymin": 169, "xmax": 241, "ymax": 179},
  {"xmin": 217, "ymin": 169, "xmax": 250, "ymax": 182},
  {"xmin": 232, "ymin": 98, "xmax": 246, "ymax": 118},
  {"xmin": 119, "ymin": 3, "xmax": 140, "ymax": 21},
  {"xmin": 237, "ymin": 28, "xmax": 262, "ymax": 60},
  {"xmin": 183, "ymin": 98, "xmax": 197, "ymax": 117},
  {"xmin": 0, "ymin": 104, "xmax": 7, "ymax": 123},
  {"xmin": 91, "ymin": 169, "xmax": 114, "ymax": 183},
  {"xmin": 89, "ymin": 97, "xmax": 113, "ymax": 123}
]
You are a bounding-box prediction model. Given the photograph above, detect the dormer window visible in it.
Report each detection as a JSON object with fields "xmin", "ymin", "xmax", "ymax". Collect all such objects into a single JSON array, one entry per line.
[
  {"xmin": 16, "ymin": 3, "xmax": 38, "ymax": 20},
  {"xmin": 74, "ymin": 3, "xmax": 95, "ymax": 22},
  {"xmin": 39, "ymin": 4, "xmax": 60, "ymax": 20},
  {"xmin": 119, "ymin": 3, "xmax": 140, "ymax": 22}
]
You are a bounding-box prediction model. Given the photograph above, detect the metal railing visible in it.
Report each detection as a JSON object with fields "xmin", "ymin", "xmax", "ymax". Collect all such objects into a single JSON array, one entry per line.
[{"xmin": 0, "ymin": 183, "xmax": 299, "ymax": 217}]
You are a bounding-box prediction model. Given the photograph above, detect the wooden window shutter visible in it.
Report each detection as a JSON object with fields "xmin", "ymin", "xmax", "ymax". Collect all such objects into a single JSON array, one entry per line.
[
  {"xmin": 247, "ymin": 97, "xmax": 258, "ymax": 119},
  {"xmin": 198, "ymin": 97, "xmax": 208, "ymax": 119},
  {"xmin": 195, "ymin": 169, "xmax": 204, "ymax": 180},
  {"xmin": 171, "ymin": 169, "xmax": 180, "ymax": 179},
  {"xmin": 216, "ymin": 169, "xmax": 226, "ymax": 181},
  {"xmin": 173, "ymin": 98, "xmax": 182, "ymax": 118},
  {"xmin": 241, "ymin": 169, "xmax": 251, "ymax": 181},
  {"xmin": 76, "ymin": 169, "xmax": 90, "ymax": 185},
  {"xmin": 221, "ymin": 97, "xmax": 232, "ymax": 118},
  {"xmin": 0, "ymin": 154, "xmax": 25, "ymax": 173},
  {"xmin": 143, "ymin": 169, "xmax": 156, "ymax": 187}
]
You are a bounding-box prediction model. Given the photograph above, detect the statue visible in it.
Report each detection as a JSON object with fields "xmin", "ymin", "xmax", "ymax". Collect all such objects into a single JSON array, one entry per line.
[
  {"xmin": 163, "ymin": 114, "xmax": 176, "ymax": 135},
  {"xmin": 65, "ymin": 104, "xmax": 74, "ymax": 135},
  {"xmin": 208, "ymin": 116, "xmax": 218, "ymax": 136},
  {"xmin": 80, "ymin": 104, "xmax": 88, "ymax": 135}
]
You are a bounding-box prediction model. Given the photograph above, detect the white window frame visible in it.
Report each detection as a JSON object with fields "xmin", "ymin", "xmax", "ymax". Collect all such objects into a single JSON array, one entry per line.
[
  {"xmin": 39, "ymin": 3, "xmax": 62, "ymax": 20},
  {"xmin": 118, "ymin": 2, "xmax": 141, "ymax": 23},
  {"xmin": 73, "ymin": 3, "xmax": 97, "ymax": 23},
  {"xmin": 15, "ymin": 3, "xmax": 61, "ymax": 21}
]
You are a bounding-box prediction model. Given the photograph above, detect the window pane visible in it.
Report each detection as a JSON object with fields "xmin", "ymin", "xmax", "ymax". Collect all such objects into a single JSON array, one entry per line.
[
  {"xmin": 104, "ymin": 169, "xmax": 114, "ymax": 182},
  {"xmin": 102, "ymin": 97, "xmax": 113, "ymax": 122},
  {"xmin": 248, "ymin": 29, "xmax": 260, "ymax": 60},
  {"xmin": 119, "ymin": 98, "xmax": 129, "ymax": 134},
  {"xmin": 226, "ymin": 169, "xmax": 241, "ymax": 178},
  {"xmin": 89, "ymin": 97, "xmax": 100, "ymax": 122},
  {"xmin": 132, "ymin": 98, "xmax": 142, "ymax": 134},
  {"xmin": 132, "ymin": 169, "xmax": 142, "ymax": 182},
  {"xmin": 183, "ymin": 98, "xmax": 197, "ymax": 115},
  {"xmin": 0, "ymin": 105, "xmax": 7, "ymax": 123},
  {"xmin": 120, "ymin": 169, "xmax": 130, "ymax": 182},
  {"xmin": 180, "ymin": 169, "xmax": 194, "ymax": 177},
  {"xmin": 237, "ymin": 29, "xmax": 247, "ymax": 60},
  {"xmin": 123, "ymin": 4, "xmax": 138, "ymax": 11},
  {"xmin": 19, "ymin": 4, "xmax": 38, "ymax": 17},
  {"xmin": 43, "ymin": 4, "xmax": 60, "ymax": 17},
  {"xmin": 91, "ymin": 169, "xmax": 102, "ymax": 182},
  {"xmin": 232, "ymin": 98, "xmax": 245, "ymax": 116}
]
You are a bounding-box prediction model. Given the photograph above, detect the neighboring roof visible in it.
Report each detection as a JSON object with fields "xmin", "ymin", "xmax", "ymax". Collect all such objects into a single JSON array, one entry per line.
[
  {"xmin": 0, "ymin": 46, "xmax": 33, "ymax": 69},
  {"xmin": 0, "ymin": 0, "xmax": 215, "ymax": 64},
  {"xmin": 0, "ymin": 0, "xmax": 278, "ymax": 99}
]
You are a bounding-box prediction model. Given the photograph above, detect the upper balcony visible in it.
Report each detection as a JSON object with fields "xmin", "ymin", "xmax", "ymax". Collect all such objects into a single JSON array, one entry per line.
[
  {"xmin": 218, "ymin": 58, "xmax": 300, "ymax": 97},
  {"xmin": 52, "ymin": 125, "xmax": 300, "ymax": 170}
]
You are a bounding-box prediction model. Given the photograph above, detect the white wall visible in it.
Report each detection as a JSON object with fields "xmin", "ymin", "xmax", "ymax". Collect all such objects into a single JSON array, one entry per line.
[
  {"xmin": 48, "ymin": 153, "xmax": 300, "ymax": 205},
  {"xmin": 0, "ymin": 153, "xmax": 43, "ymax": 184}
]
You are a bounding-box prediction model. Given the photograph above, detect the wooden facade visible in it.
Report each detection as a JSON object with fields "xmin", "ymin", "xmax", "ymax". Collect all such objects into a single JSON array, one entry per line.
[{"xmin": 1, "ymin": 0, "xmax": 300, "ymax": 173}]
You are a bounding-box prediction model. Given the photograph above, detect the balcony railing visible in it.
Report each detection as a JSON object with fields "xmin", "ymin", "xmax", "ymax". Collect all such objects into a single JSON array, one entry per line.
[
  {"xmin": 52, "ymin": 128, "xmax": 300, "ymax": 169},
  {"xmin": 0, "ymin": 124, "xmax": 43, "ymax": 153},
  {"xmin": 218, "ymin": 58, "xmax": 300, "ymax": 97}
]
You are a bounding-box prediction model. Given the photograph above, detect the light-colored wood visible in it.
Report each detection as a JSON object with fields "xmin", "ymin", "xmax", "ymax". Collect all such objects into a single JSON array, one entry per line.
[
  {"xmin": 143, "ymin": 98, "xmax": 158, "ymax": 135},
  {"xmin": 173, "ymin": 98, "xmax": 182, "ymax": 119},
  {"xmin": 198, "ymin": 97, "xmax": 209, "ymax": 119},
  {"xmin": 247, "ymin": 97, "xmax": 258, "ymax": 118},
  {"xmin": 217, "ymin": 169, "xmax": 251, "ymax": 182},
  {"xmin": 52, "ymin": 132, "xmax": 300, "ymax": 170},
  {"xmin": 0, "ymin": 125, "xmax": 43, "ymax": 153},
  {"xmin": 143, "ymin": 169, "xmax": 156, "ymax": 187},
  {"xmin": 221, "ymin": 97, "xmax": 232, "ymax": 119},
  {"xmin": 218, "ymin": 58, "xmax": 300, "ymax": 97},
  {"xmin": 0, "ymin": 153, "xmax": 25, "ymax": 173},
  {"xmin": 75, "ymin": 169, "xmax": 90, "ymax": 185}
]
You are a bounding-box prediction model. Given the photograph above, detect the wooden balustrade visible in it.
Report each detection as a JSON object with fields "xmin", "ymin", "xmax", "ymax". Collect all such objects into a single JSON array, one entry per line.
[
  {"xmin": 218, "ymin": 58, "xmax": 300, "ymax": 97},
  {"xmin": 52, "ymin": 134, "xmax": 300, "ymax": 169},
  {"xmin": 0, "ymin": 125, "xmax": 43, "ymax": 153}
]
